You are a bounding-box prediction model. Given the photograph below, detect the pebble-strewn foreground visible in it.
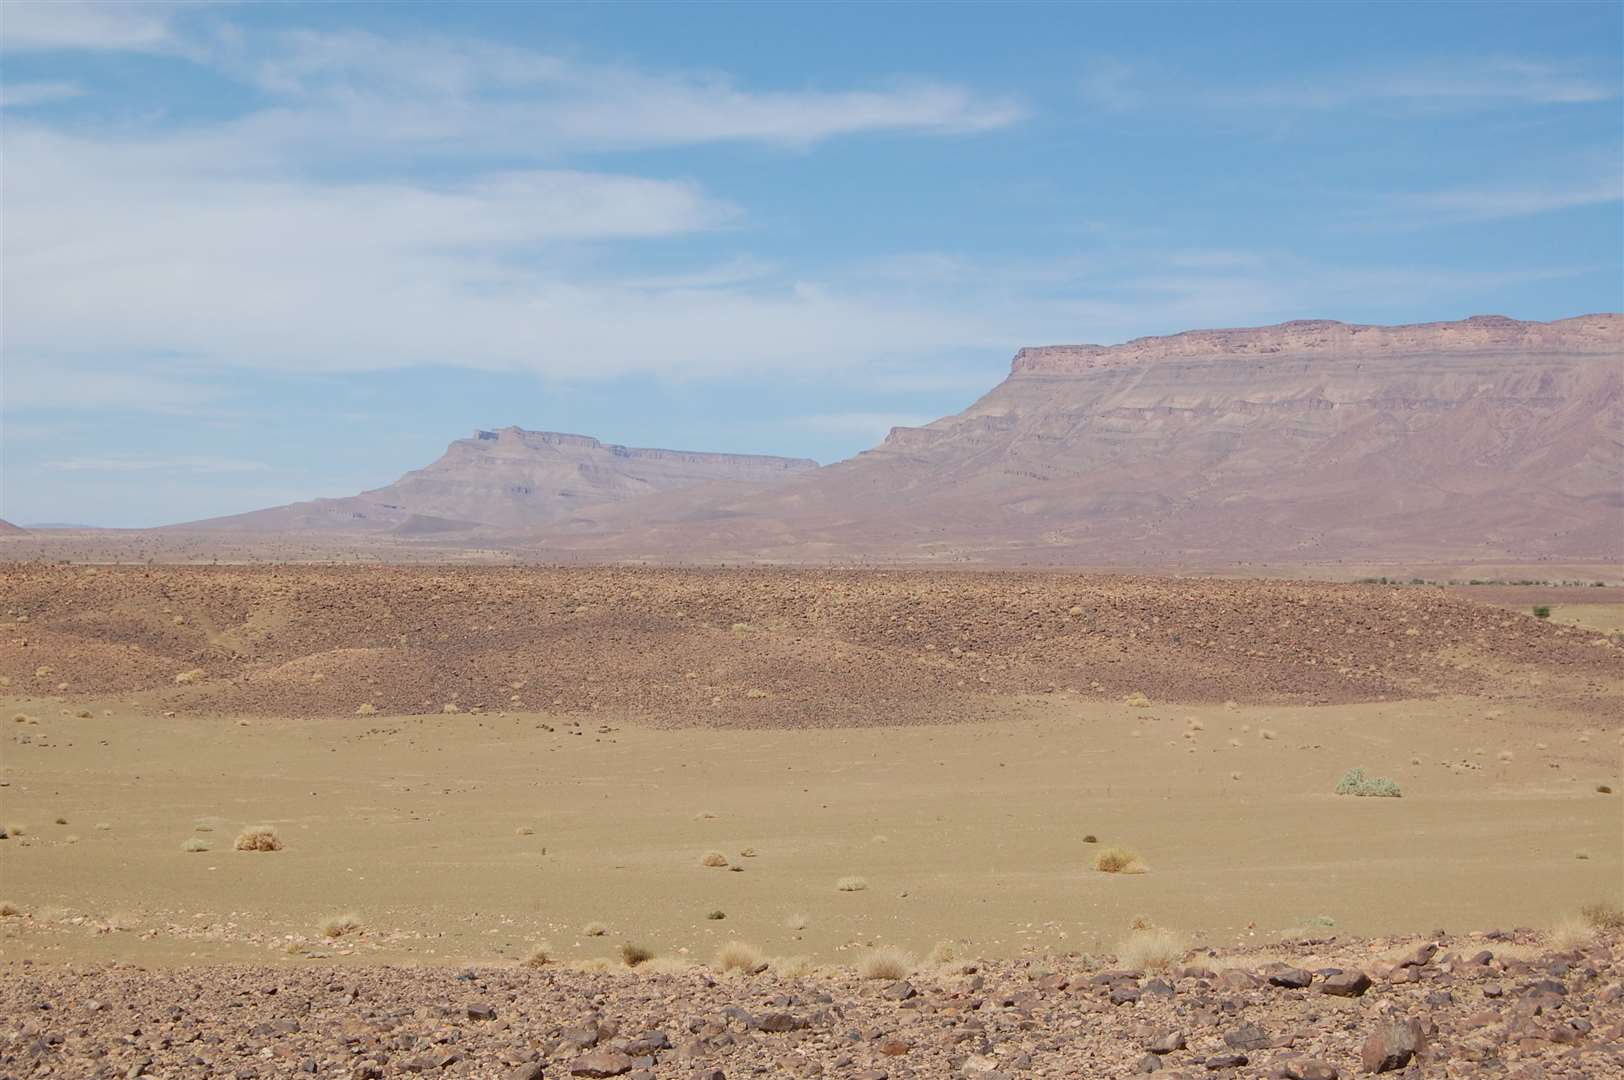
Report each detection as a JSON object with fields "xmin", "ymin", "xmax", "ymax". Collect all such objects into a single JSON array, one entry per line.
[{"xmin": 4, "ymin": 932, "xmax": 1620, "ymax": 1079}]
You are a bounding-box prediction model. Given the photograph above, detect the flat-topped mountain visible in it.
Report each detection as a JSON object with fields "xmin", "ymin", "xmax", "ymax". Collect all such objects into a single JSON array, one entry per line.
[
  {"xmin": 537, "ymin": 314, "xmax": 1624, "ymax": 568},
  {"xmin": 187, "ymin": 427, "xmax": 817, "ymax": 534}
]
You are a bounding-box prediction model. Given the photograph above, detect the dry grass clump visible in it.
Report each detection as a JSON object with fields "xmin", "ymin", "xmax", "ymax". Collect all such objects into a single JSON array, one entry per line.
[
  {"xmin": 1497, "ymin": 749, "xmax": 1514, "ymax": 763},
  {"xmin": 1335, "ymin": 767, "xmax": 1402, "ymax": 798},
  {"xmin": 441, "ymin": 703, "xmax": 459, "ymax": 714},
  {"xmin": 12, "ymin": 713, "xmax": 36, "ymax": 724},
  {"xmin": 180, "ymin": 837, "xmax": 210, "ymax": 853},
  {"xmin": 1579, "ymin": 900, "xmax": 1624, "ymax": 931},
  {"xmin": 1260, "ymin": 729, "xmax": 1277, "ymax": 740},
  {"xmin": 234, "ymin": 825, "xmax": 283, "ymax": 852},
  {"xmin": 1549, "ymin": 915, "xmax": 1595, "ymax": 951},
  {"xmin": 173, "ymin": 669, "xmax": 205, "ymax": 685},
  {"xmin": 355, "ymin": 703, "xmax": 377, "ymax": 716},
  {"xmin": 700, "ymin": 850, "xmax": 730, "ymax": 868},
  {"xmin": 857, "ymin": 944, "xmax": 915, "ymax": 980},
  {"xmin": 784, "ymin": 912, "xmax": 810, "ymax": 931},
  {"xmin": 1094, "ymin": 847, "xmax": 1148, "ymax": 874},
  {"xmin": 706, "ymin": 909, "xmax": 726, "ymax": 920},
  {"xmin": 582, "ymin": 921, "xmax": 608, "ymax": 937},
  {"xmin": 515, "ymin": 825, "xmax": 534, "ymax": 836},
  {"xmin": 714, "ymin": 940, "xmax": 767, "ymax": 974},
  {"xmin": 619, "ymin": 942, "xmax": 655, "ymax": 967},
  {"xmin": 321, "ymin": 912, "xmax": 363, "ymax": 938},
  {"xmin": 835, "ymin": 876, "xmax": 869, "ymax": 892},
  {"xmin": 522, "ymin": 941, "xmax": 553, "ymax": 967},
  {"xmin": 1116, "ymin": 926, "xmax": 1187, "ymax": 972},
  {"xmin": 926, "ymin": 939, "xmax": 960, "ymax": 965},
  {"xmin": 772, "ymin": 954, "xmax": 816, "ymax": 978},
  {"xmin": 0, "ymin": 902, "xmax": 23, "ymax": 917},
  {"xmin": 1123, "ymin": 692, "xmax": 1152, "ymax": 708}
]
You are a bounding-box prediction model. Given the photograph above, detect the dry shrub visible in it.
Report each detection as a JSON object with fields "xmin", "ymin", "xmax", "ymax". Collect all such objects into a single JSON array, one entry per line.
[
  {"xmin": 836, "ymin": 876, "xmax": 868, "ymax": 892},
  {"xmin": 1260, "ymin": 729, "xmax": 1277, "ymax": 740},
  {"xmin": 1549, "ymin": 916, "xmax": 1595, "ymax": 952},
  {"xmin": 1117, "ymin": 927, "xmax": 1187, "ymax": 972},
  {"xmin": 620, "ymin": 942, "xmax": 655, "ymax": 967},
  {"xmin": 857, "ymin": 945, "xmax": 915, "ymax": 980},
  {"xmin": 0, "ymin": 902, "xmax": 22, "ymax": 917},
  {"xmin": 355, "ymin": 703, "xmax": 377, "ymax": 716},
  {"xmin": 1498, "ymin": 749, "xmax": 1514, "ymax": 763},
  {"xmin": 1579, "ymin": 900, "xmax": 1624, "ymax": 931},
  {"xmin": 926, "ymin": 939, "xmax": 960, "ymax": 965},
  {"xmin": 772, "ymin": 954, "xmax": 816, "ymax": 978},
  {"xmin": 321, "ymin": 913, "xmax": 363, "ymax": 939},
  {"xmin": 515, "ymin": 826, "xmax": 535, "ymax": 836},
  {"xmin": 523, "ymin": 941, "xmax": 553, "ymax": 967},
  {"xmin": 1094, "ymin": 847, "xmax": 1147, "ymax": 874},
  {"xmin": 582, "ymin": 921, "xmax": 608, "ymax": 937},
  {"xmin": 700, "ymin": 850, "xmax": 730, "ymax": 868},
  {"xmin": 441, "ymin": 703, "xmax": 459, "ymax": 714},
  {"xmin": 12, "ymin": 713, "xmax": 35, "ymax": 724},
  {"xmin": 180, "ymin": 838, "xmax": 210, "ymax": 853},
  {"xmin": 706, "ymin": 909, "xmax": 726, "ymax": 921},
  {"xmin": 173, "ymin": 669, "xmax": 205, "ymax": 685},
  {"xmin": 714, "ymin": 940, "xmax": 767, "ymax": 974},
  {"xmin": 234, "ymin": 825, "xmax": 283, "ymax": 852},
  {"xmin": 1124, "ymin": 692, "xmax": 1152, "ymax": 708},
  {"xmin": 784, "ymin": 912, "xmax": 809, "ymax": 931},
  {"xmin": 636, "ymin": 957, "xmax": 694, "ymax": 976}
]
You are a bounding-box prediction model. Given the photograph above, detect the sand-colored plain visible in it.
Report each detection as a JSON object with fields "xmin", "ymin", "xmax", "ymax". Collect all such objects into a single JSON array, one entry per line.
[{"xmin": 2, "ymin": 691, "xmax": 1618, "ymax": 969}]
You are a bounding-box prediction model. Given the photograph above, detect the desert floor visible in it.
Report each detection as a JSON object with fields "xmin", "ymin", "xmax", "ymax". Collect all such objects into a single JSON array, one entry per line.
[{"xmin": 1, "ymin": 690, "xmax": 1618, "ymax": 970}]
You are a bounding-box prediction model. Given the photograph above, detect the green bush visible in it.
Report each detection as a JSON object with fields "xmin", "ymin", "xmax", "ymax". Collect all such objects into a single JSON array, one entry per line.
[{"xmin": 1335, "ymin": 767, "xmax": 1402, "ymax": 798}]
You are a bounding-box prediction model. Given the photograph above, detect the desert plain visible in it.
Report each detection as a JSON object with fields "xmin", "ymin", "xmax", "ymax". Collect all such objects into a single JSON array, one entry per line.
[{"xmin": 1, "ymin": 564, "xmax": 1622, "ymax": 1078}]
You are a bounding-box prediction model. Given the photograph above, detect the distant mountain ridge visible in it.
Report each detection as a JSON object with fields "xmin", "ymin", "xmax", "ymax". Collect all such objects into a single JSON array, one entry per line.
[{"xmin": 186, "ymin": 427, "xmax": 818, "ymax": 533}]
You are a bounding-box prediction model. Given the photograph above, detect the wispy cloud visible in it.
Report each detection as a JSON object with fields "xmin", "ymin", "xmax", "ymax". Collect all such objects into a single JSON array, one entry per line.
[
  {"xmin": 0, "ymin": 1, "xmax": 182, "ymax": 53},
  {"xmin": 45, "ymin": 456, "xmax": 272, "ymax": 474},
  {"xmin": 1083, "ymin": 55, "xmax": 1619, "ymax": 113},
  {"xmin": 1393, "ymin": 177, "xmax": 1624, "ymax": 225},
  {"xmin": 0, "ymin": 80, "xmax": 84, "ymax": 108}
]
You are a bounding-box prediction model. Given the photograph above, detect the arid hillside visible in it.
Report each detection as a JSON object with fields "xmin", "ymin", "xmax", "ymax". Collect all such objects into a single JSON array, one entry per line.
[
  {"xmin": 1, "ymin": 565, "xmax": 1617, "ymax": 724},
  {"xmin": 538, "ymin": 314, "xmax": 1623, "ymax": 567},
  {"xmin": 184, "ymin": 427, "xmax": 818, "ymax": 534}
]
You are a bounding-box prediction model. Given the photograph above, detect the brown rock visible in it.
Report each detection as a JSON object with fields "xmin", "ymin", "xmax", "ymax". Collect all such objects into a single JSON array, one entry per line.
[
  {"xmin": 1360, "ymin": 1017, "xmax": 1425, "ymax": 1073},
  {"xmin": 1278, "ymin": 1060, "xmax": 1338, "ymax": 1080},
  {"xmin": 1148, "ymin": 1030, "xmax": 1187, "ymax": 1054},
  {"xmin": 1320, "ymin": 971, "xmax": 1371, "ymax": 998},
  {"xmin": 569, "ymin": 1050, "xmax": 634, "ymax": 1078}
]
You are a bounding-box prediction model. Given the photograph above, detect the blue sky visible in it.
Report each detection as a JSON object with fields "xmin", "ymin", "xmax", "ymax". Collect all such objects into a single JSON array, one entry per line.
[{"xmin": 2, "ymin": 0, "xmax": 1620, "ymax": 526}]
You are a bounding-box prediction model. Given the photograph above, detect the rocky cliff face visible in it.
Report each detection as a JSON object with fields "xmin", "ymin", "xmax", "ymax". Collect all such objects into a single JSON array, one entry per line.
[
  {"xmin": 186, "ymin": 427, "xmax": 817, "ymax": 533},
  {"xmin": 540, "ymin": 314, "xmax": 1623, "ymax": 568}
]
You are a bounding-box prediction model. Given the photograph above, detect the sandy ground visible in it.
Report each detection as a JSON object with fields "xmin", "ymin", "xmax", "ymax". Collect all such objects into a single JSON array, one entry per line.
[{"xmin": 2, "ymin": 692, "xmax": 1618, "ymax": 970}]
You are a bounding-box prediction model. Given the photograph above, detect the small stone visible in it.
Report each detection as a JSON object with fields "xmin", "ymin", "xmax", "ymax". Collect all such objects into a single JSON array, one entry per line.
[
  {"xmin": 882, "ymin": 980, "xmax": 917, "ymax": 1001},
  {"xmin": 1148, "ymin": 1030, "xmax": 1186, "ymax": 1054},
  {"xmin": 466, "ymin": 1003, "xmax": 496, "ymax": 1022},
  {"xmin": 1320, "ymin": 971, "xmax": 1371, "ymax": 998},
  {"xmin": 1396, "ymin": 943, "xmax": 1436, "ymax": 969},
  {"xmin": 1360, "ymin": 1016, "xmax": 1425, "ymax": 1074},
  {"xmin": 1224, "ymin": 1023, "xmax": 1271, "ymax": 1050},
  {"xmin": 1206, "ymin": 1054, "xmax": 1248, "ymax": 1070},
  {"xmin": 1279, "ymin": 1060, "xmax": 1338, "ymax": 1080},
  {"xmin": 569, "ymin": 1051, "xmax": 634, "ymax": 1078},
  {"xmin": 510, "ymin": 1066, "xmax": 545, "ymax": 1080},
  {"xmin": 1136, "ymin": 1053, "xmax": 1163, "ymax": 1073},
  {"xmin": 1269, "ymin": 968, "xmax": 1313, "ymax": 989},
  {"xmin": 757, "ymin": 1013, "xmax": 805, "ymax": 1033},
  {"xmin": 876, "ymin": 1037, "xmax": 911, "ymax": 1056}
]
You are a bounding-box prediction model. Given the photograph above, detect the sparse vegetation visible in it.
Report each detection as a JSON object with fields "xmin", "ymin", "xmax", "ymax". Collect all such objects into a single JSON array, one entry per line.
[
  {"xmin": 1082, "ymin": 834, "xmax": 1098, "ymax": 844},
  {"xmin": 926, "ymin": 939, "xmax": 960, "ymax": 965},
  {"xmin": 835, "ymin": 876, "xmax": 868, "ymax": 892},
  {"xmin": 1335, "ymin": 767, "xmax": 1402, "ymax": 798},
  {"xmin": 1093, "ymin": 847, "xmax": 1147, "ymax": 874},
  {"xmin": 582, "ymin": 921, "xmax": 608, "ymax": 937},
  {"xmin": 173, "ymin": 668, "xmax": 205, "ymax": 685},
  {"xmin": 355, "ymin": 703, "xmax": 377, "ymax": 716},
  {"xmin": 1598, "ymin": 784, "xmax": 1614, "ymax": 794},
  {"xmin": 784, "ymin": 912, "xmax": 809, "ymax": 931},
  {"xmin": 522, "ymin": 941, "xmax": 553, "ymax": 967},
  {"xmin": 321, "ymin": 912, "xmax": 363, "ymax": 938},
  {"xmin": 234, "ymin": 825, "xmax": 283, "ymax": 852},
  {"xmin": 181, "ymin": 838, "xmax": 210, "ymax": 853},
  {"xmin": 705, "ymin": 909, "xmax": 726, "ymax": 920},
  {"xmin": 0, "ymin": 902, "xmax": 23, "ymax": 917},
  {"xmin": 700, "ymin": 850, "xmax": 730, "ymax": 868},
  {"xmin": 857, "ymin": 945, "xmax": 914, "ymax": 980},
  {"xmin": 714, "ymin": 940, "xmax": 766, "ymax": 973},
  {"xmin": 1549, "ymin": 915, "xmax": 1594, "ymax": 951},
  {"xmin": 1579, "ymin": 900, "xmax": 1624, "ymax": 931},
  {"xmin": 619, "ymin": 942, "xmax": 655, "ymax": 967},
  {"xmin": 1533, "ymin": 605, "xmax": 1551, "ymax": 619},
  {"xmin": 1116, "ymin": 926, "xmax": 1187, "ymax": 972}
]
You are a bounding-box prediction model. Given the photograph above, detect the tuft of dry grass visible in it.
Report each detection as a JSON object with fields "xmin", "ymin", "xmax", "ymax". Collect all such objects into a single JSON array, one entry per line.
[
  {"xmin": 441, "ymin": 703, "xmax": 459, "ymax": 714},
  {"xmin": 784, "ymin": 912, "xmax": 809, "ymax": 931},
  {"xmin": 772, "ymin": 954, "xmax": 816, "ymax": 978},
  {"xmin": 1123, "ymin": 692, "xmax": 1151, "ymax": 708},
  {"xmin": 619, "ymin": 942, "xmax": 655, "ymax": 967},
  {"xmin": 1260, "ymin": 729, "xmax": 1277, "ymax": 740},
  {"xmin": 234, "ymin": 825, "xmax": 283, "ymax": 852},
  {"xmin": 582, "ymin": 921, "xmax": 608, "ymax": 937},
  {"xmin": 181, "ymin": 837, "xmax": 210, "ymax": 853},
  {"xmin": 714, "ymin": 940, "xmax": 767, "ymax": 974},
  {"xmin": 1094, "ymin": 847, "xmax": 1147, "ymax": 874},
  {"xmin": 515, "ymin": 825, "xmax": 535, "ymax": 836},
  {"xmin": 173, "ymin": 669, "xmax": 205, "ymax": 685},
  {"xmin": 321, "ymin": 912, "xmax": 363, "ymax": 938},
  {"xmin": 0, "ymin": 902, "xmax": 23, "ymax": 917},
  {"xmin": 926, "ymin": 939, "xmax": 960, "ymax": 965},
  {"xmin": 355, "ymin": 703, "xmax": 377, "ymax": 716},
  {"xmin": 522, "ymin": 941, "xmax": 553, "ymax": 967},
  {"xmin": 700, "ymin": 850, "xmax": 730, "ymax": 868},
  {"xmin": 835, "ymin": 876, "xmax": 869, "ymax": 892},
  {"xmin": 1579, "ymin": 900, "xmax": 1624, "ymax": 931},
  {"xmin": 1497, "ymin": 749, "xmax": 1514, "ymax": 763},
  {"xmin": 857, "ymin": 944, "xmax": 915, "ymax": 980},
  {"xmin": 1549, "ymin": 915, "xmax": 1595, "ymax": 952},
  {"xmin": 1116, "ymin": 926, "xmax": 1187, "ymax": 972}
]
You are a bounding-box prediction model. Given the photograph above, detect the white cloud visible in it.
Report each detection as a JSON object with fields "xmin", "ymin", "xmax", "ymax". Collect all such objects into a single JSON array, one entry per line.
[
  {"xmin": 45, "ymin": 456, "xmax": 271, "ymax": 473},
  {"xmin": 1394, "ymin": 178, "xmax": 1624, "ymax": 224},
  {"xmin": 0, "ymin": 80, "xmax": 85, "ymax": 108},
  {"xmin": 0, "ymin": 1, "xmax": 181, "ymax": 53}
]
